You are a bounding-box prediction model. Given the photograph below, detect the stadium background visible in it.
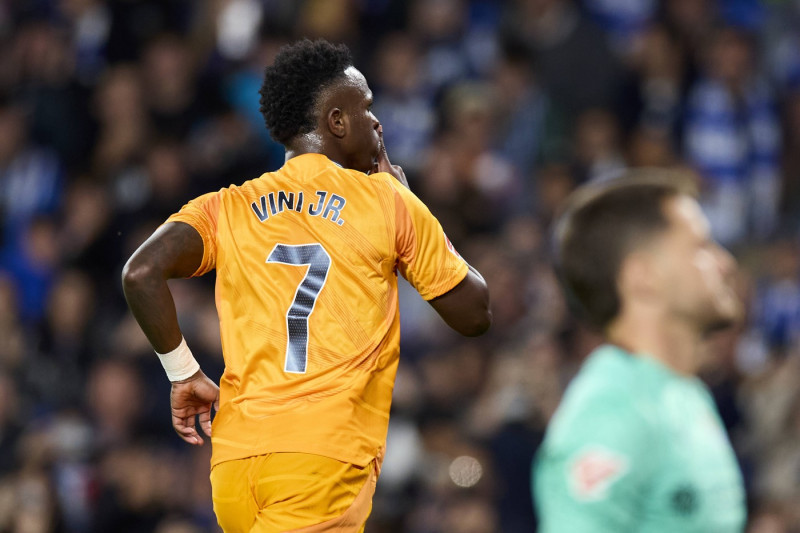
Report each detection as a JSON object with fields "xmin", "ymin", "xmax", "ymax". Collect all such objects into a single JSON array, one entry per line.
[{"xmin": 0, "ymin": 0, "xmax": 799, "ymax": 531}]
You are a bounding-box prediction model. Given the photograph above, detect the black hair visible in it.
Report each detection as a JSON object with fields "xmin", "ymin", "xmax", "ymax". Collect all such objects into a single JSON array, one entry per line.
[
  {"xmin": 259, "ymin": 39, "xmax": 353, "ymax": 146},
  {"xmin": 552, "ymin": 169, "xmax": 698, "ymax": 331}
]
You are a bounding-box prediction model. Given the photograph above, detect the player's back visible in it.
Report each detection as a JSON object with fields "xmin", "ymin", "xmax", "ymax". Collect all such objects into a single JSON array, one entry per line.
[
  {"xmin": 168, "ymin": 153, "xmax": 468, "ymax": 468},
  {"xmin": 215, "ymin": 154, "xmax": 400, "ymax": 401}
]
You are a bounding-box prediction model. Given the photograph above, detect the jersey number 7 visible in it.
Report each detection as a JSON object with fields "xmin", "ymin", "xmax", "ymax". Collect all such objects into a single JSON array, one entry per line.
[{"xmin": 266, "ymin": 243, "xmax": 331, "ymax": 373}]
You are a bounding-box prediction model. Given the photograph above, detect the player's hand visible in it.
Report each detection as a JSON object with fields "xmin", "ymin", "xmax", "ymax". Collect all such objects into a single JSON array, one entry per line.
[
  {"xmin": 372, "ymin": 126, "xmax": 409, "ymax": 189},
  {"xmin": 170, "ymin": 370, "xmax": 219, "ymax": 446}
]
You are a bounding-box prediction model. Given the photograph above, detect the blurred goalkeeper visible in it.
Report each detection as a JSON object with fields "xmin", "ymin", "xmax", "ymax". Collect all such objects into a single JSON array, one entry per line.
[
  {"xmin": 122, "ymin": 39, "xmax": 490, "ymax": 532},
  {"xmin": 534, "ymin": 171, "xmax": 746, "ymax": 532}
]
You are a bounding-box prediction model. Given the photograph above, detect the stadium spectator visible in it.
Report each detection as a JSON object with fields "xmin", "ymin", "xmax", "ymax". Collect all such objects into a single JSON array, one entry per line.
[
  {"xmin": 501, "ymin": 0, "xmax": 625, "ymax": 124},
  {"xmin": 683, "ymin": 27, "xmax": 782, "ymax": 243}
]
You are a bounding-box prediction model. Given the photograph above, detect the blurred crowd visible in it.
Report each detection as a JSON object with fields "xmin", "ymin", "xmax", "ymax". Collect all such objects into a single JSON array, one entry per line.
[{"xmin": 0, "ymin": 0, "xmax": 799, "ymax": 532}]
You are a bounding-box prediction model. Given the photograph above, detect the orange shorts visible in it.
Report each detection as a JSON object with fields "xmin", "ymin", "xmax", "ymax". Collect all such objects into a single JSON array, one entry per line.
[{"xmin": 210, "ymin": 451, "xmax": 380, "ymax": 533}]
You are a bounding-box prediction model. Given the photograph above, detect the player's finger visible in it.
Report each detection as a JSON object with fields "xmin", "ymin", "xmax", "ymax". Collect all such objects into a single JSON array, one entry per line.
[
  {"xmin": 214, "ymin": 395, "xmax": 220, "ymax": 412},
  {"xmin": 376, "ymin": 128, "xmax": 393, "ymax": 173},
  {"xmin": 173, "ymin": 415, "xmax": 202, "ymax": 445},
  {"xmin": 198, "ymin": 408, "xmax": 212, "ymax": 438},
  {"xmin": 179, "ymin": 429, "xmax": 202, "ymax": 445}
]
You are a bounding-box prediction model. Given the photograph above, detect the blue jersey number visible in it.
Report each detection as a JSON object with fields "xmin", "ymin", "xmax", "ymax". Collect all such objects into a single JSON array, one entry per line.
[{"xmin": 266, "ymin": 243, "xmax": 331, "ymax": 373}]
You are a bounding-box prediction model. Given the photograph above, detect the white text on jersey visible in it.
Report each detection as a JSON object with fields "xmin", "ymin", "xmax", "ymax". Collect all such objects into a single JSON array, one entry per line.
[{"xmin": 251, "ymin": 190, "xmax": 347, "ymax": 227}]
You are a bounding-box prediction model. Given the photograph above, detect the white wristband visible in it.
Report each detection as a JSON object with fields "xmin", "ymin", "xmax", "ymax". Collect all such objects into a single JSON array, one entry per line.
[{"xmin": 156, "ymin": 337, "xmax": 201, "ymax": 382}]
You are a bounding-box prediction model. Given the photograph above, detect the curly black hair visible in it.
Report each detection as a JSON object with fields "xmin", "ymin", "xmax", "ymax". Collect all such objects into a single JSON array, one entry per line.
[{"xmin": 259, "ymin": 39, "xmax": 353, "ymax": 146}]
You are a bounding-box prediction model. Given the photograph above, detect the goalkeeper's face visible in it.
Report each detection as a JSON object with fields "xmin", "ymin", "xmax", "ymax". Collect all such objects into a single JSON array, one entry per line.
[{"xmin": 655, "ymin": 196, "xmax": 742, "ymax": 333}]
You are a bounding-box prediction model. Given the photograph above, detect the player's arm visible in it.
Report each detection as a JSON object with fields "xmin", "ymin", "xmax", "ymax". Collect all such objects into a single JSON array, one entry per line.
[
  {"xmin": 429, "ymin": 264, "xmax": 491, "ymax": 336},
  {"xmin": 122, "ymin": 222, "xmax": 202, "ymax": 351},
  {"xmin": 375, "ymin": 129, "xmax": 491, "ymax": 336},
  {"xmin": 121, "ymin": 221, "xmax": 219, "ymax": 446}
]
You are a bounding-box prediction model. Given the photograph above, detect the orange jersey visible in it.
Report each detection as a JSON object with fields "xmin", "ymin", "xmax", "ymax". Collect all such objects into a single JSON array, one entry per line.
[{"xmin": 167, "ymin": 153, "xmax": 468, "ymax": 467}]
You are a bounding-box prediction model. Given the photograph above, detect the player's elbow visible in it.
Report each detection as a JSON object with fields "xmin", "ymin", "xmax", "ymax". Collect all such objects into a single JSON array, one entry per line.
[
  {"xmin": 121, "ymin": 254, "xmax": 158, "ymax": 293},
  {"xmin": 461, "ymin": 277, "xmax": 492, "ymax": 336},
  {"xmin": 449, "ymin": 293, "xmax": 492, "ymax": 337},
  {"xmin": 459, "ymin": 305, "xmax": 492, "ymax": 337}
]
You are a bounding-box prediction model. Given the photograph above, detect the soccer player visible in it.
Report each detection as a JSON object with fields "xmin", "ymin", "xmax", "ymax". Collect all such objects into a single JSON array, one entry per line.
[
  {"xmin": 121, "ymin": 39, "xmax": 491, "ymax": 532},
  {"xmin": 533, "ymin": 171, "xmax": 746, "ymax": 532}
]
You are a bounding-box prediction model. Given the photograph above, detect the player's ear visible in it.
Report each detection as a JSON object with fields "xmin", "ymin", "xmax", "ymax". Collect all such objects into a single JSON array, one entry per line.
[
  {"xmin": 327, "ymin": 108, "xmax": 346, "ymax": 139},
  {"xmin": 618, "ymin": 252, "xmax": 660, "ymax": 304}
]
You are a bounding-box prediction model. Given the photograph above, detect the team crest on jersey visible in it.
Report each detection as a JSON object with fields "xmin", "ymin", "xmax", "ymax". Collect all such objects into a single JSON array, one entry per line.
[
  {"xmin": 568, "ymin": 445, "xmax": 630, "ymax": 501},
  {"xmin": 443, "ymin": 233, "xmax": 461, "ymax": 259}
]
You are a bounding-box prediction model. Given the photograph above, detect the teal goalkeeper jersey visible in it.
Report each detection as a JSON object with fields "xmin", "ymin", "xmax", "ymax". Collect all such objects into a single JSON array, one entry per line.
[{"xmin": 533, "ymin": 344, "xmax": 746, "ymax": 533}]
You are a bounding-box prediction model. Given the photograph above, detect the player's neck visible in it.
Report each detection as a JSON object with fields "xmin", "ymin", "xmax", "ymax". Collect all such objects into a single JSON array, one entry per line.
[
  {"xmin": 607, "ymin": 310, "xmax": 702, "ymax": 376},
  {"xmin": 285, "ymin": 133, "xmax": 346, "ymax": 168}
]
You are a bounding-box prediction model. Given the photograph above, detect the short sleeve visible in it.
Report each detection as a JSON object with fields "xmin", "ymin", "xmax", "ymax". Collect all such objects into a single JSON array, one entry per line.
[
  {"xmin": 166, "ymin": 191, "xmax": 221, "ymax": 277},
  {"xmin": 533, "ymin": 395, "xmax": 656, "ymax": 533},
  {"xmin": 391, "ymin": 181, "xmax": 469, "ymax": 300}
]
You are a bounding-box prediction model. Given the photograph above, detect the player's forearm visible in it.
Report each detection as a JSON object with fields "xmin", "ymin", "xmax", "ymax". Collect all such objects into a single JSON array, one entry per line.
[{"xmin": 122, "ymin": 256, "xmax": 184, "ymax": 353}]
